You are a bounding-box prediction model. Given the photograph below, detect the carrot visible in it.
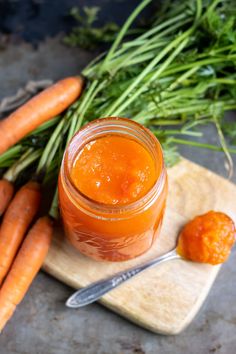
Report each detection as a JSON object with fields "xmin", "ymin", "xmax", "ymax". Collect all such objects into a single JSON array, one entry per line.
[
  {"xmin": 0, "ymin": 179, "xmax": 14, "ymax": 216},
  {"xmin": 0, "ymin": 181, "xmax": 41, "ymax": 284},
  {"xmin": 0, "ymin": 216, "xmax": 53, "ymax": 332},
  {"xmin": 0, "ymin": 76, "xmax": 84, "ymax": 155}
]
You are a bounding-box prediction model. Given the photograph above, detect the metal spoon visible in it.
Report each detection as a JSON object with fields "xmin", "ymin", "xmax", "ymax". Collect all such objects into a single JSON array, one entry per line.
[{"xmin": 66, "ymin": 248, "xmax": 181, "ymax": 308}]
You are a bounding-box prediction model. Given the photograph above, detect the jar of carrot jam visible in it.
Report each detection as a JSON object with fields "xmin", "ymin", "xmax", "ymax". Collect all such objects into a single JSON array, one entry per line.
[{"xmin": 58, "ymin": 117, "xmax": 168, "ymax": 261}]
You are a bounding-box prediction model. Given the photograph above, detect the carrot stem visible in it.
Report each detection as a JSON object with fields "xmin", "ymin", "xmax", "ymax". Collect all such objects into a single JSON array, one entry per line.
[
  {"xmin": 0, "ymin": 145, "xmax": 23, "ymax": 169},
  {"xmin": 99, "ymin": 0, "xmax": 152, "ymax": 72},
  {"xmin": 49, "ymin": 189, "xmax": 59, "ymax": 220},
  {"xmin": 103, "ymin": 32, "xmax": 191, "ymax": 116},
  {"xmin": 36, "ymin": 119, "xmax": 65, "ymax": 175},
  {"xmin": 170, "ymin": 138, "xmax": 236, "ymax": 154},
  {"xmin": 4, "ymin": 148, "xmax": 42, "ymax": 183}
]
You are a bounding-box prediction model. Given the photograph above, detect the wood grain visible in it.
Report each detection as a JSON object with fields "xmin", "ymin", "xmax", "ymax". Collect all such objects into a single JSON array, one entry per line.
[{"xmin": 43, "ymin": 159, "xmax": 236, "ymax": 335}]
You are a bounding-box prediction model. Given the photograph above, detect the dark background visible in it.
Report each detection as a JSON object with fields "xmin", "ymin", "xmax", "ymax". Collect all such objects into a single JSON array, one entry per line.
[{"xmin": 0, "ymin": 0, "xmax": 143, "ymax": 44}]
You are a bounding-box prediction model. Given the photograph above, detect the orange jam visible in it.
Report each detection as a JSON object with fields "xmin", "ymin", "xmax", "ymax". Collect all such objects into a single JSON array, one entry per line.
[
  {"xmin": 70, "ymin": 136, "xmax": 158, "ymax": 205},
  {"xmin": 58, "ymin": 117, "xmax": 168, "ymax": 261},
  {"xmin": 177, "ymin": 211, "xmax": 236, "ymax": 265}
]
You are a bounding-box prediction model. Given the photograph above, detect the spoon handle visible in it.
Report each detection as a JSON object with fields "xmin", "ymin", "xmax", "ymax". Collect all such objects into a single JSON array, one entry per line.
[{"xmin": 66, "ymin": 248, "xmax": 180, "ymax": 308}]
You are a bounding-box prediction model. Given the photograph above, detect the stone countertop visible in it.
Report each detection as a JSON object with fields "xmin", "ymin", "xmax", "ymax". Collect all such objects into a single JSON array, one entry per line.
[{"xmin": 0, "ymin": 36, "xmax": 236, "ymax": 354}]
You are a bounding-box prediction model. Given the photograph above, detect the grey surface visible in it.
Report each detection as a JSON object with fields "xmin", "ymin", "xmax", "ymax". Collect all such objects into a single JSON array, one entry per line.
[{"xmin": 0, "ymin": 36, "xmax": 236, "ymax": 354}]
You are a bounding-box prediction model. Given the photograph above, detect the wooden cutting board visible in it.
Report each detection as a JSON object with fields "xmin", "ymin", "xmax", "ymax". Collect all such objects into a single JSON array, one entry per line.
[{"xmin": 43, "ymin": 159, "xmax": 236, "ymax": 335}]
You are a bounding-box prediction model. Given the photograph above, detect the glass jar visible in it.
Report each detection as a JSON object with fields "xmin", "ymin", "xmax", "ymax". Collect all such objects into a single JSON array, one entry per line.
[{"xmin": 58, "ymin": 117, "xmax": 168, "ymax": 261}]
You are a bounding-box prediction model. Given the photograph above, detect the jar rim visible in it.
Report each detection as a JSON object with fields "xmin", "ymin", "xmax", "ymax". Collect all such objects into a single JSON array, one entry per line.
[{"xmin": 60, "ymin": 117, "xmax": 166, "ymax": 217}]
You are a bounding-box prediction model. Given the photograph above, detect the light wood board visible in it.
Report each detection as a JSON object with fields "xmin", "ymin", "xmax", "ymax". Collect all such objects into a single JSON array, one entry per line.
[{"xmin": 43, "ymin": 159, "xmax": 236, "ymax": 335}]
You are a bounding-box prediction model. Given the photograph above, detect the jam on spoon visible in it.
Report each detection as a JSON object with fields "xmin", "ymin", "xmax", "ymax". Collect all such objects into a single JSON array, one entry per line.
[
  {"xmin": 66, "ymin": 211, "xmax": 236, "ymax": 308},
  {"xmin": 177, "ymin": 211, "xmax": 236, "ymax": 265}
]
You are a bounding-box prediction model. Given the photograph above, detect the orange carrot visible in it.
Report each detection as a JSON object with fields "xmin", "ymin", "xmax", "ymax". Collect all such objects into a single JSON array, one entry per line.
[
  {"xmin": 0, "ymin": 179, "xmax": 14, "ymax": 216},
  {"xmin": 0, "ymin": 216, "xmax": 53, "ymax": 332},
  {"xmin": 0, "ymin": 181, "xmax": 41, "ymax": 284},
  {"xmin": 0, "ymin": 76, "xmax": 84, "ymax": 155}
]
